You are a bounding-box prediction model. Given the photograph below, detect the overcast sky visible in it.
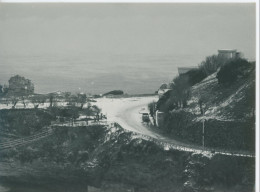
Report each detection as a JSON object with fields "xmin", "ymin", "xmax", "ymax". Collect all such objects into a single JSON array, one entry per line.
[
  {"xmin": 0, "ymin": 3, "xmax": 256, "ymax": 58},
  {"xmin": 0, "ymin": 3, "xmax": 256, "ymax": 94}
]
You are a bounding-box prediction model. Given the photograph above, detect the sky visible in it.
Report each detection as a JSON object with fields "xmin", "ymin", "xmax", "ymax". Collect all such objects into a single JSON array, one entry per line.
[{"xmin": 0, "ymin": 3, "xmax": 256, "ymax": 94}]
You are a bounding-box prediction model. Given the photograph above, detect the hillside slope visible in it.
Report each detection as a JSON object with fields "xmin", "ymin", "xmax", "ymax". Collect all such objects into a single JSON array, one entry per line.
[
  {"xmin": 157, "ymin": 64, "xmax": 255, "ymax": 152},
  {"xmin": 190, "ymin": 70, "xmax": 255, "ymax": 122},
  {"xmin": 0, "ymin": 124, "xmax": 255, "ymax": 192}
]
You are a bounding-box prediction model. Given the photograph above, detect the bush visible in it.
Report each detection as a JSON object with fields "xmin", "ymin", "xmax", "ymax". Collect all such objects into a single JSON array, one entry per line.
[
  {"xmin": 199, "ymin": 54, "xmax": 227, "ymax": 75},
  {"xmin": 156, "ymin": 89, "xmax": 174, "ymax": 111},
  {"xmin": 172, "ymin": 74, "xmax": 190, "ymax": 108},
  {"xmin": 217, "ymin": 59, "xmax": 253, "ymax": 85},
  {"xmin": 0, "ymin": 109, "xmax": 54, "ymax": 135},
  {"xmin": 157, "ymin": 68, "xmax": 207, "ymax": 112},
  {"xmin": 18, "ymin": 146, "xmax": 38, "ymax": 164},
  {"xmin": 204, "ymin": 155, "xmax": 255, "ymax": 188},
  {"xmin": 185, "ymin": 68, "xmax": 207, "ymax": 86},
  {"xmin": 157, "ymin": 54, "xmax": 229, "ymax": 112}
]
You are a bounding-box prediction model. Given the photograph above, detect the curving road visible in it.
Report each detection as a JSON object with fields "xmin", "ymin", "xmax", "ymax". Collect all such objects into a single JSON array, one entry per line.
[{"xmin": 95, "ymin": 96, "xmax": 255, "ymax": 158}]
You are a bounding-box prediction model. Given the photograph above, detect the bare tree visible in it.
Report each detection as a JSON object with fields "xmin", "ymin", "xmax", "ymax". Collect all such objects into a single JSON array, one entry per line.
[
  {"xmin": 49, "ymin": 94, "xmax": 55, "ymax": 108},
  {"xmin": 76, "ymin": 93, "xmax": 87, "ymax": 109},
  {"xmin": 21, "ymin": 96, "xmax": 28, "ymax": 108},
  {"xmin": 198, "ymin": 95, "xmax": 208, "ymax": 115},
  {"xmin": 198, "ymin": 98, "xmax": 204, "ymax": 115},
  {"xmin": 0, "ymin": 84, "xmax": 3, "ymax": 95},
  {"xmin": 10, "ymin": 96, "xmax": 19, "ymax": 109},
  {"xmin": 64, "ymin": 92, "xmax": 71, "ymax": 105},
  {"xmin": 199, "ymin": 55, "xmax": 227, "ymax": 76},
  {"xmin": 91, "ymin": 105, "xmax": 101, "ymax": 114},
  {"xmin": 31, "ymin": 96, "xmax": 46, "ymax": 109},
  {"xmin": 172, "ymin": 74, "xmax": 190, "ymax": 108}
]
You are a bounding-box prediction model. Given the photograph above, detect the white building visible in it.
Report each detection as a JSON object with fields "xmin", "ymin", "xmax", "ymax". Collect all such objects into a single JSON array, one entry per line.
[
  {"xmin": 158, "ymin": 88, "xmax": 171, "ymax": 98},
  {"xmin": 218, "ymin": 49, "xmax": 241, "ymax": 59}
]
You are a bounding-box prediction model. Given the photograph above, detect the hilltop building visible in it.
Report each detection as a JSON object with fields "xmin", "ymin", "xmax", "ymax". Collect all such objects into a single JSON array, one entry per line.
[{"xmin": 218, "ymin": 49, "xmax": 241, "ymax": 59}]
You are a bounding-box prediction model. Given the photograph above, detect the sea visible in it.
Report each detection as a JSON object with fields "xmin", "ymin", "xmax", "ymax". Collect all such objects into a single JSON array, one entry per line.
[{"xmin": 0, "ymin": 53, "xmax": 193, "ymax": 95}]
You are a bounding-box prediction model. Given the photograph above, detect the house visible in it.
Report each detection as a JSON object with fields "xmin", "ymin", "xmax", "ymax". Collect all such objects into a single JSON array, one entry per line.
[
  {"xmin": 218, "ymin": 49, "xmax": 241, "ymax": 59},
  {"xmin": 157, "ymin": 83, "xmax": 172, "ymax": 98},
  {"xmin": 158, "ymin": 88, "xmax": 172, "ymax": 98}
]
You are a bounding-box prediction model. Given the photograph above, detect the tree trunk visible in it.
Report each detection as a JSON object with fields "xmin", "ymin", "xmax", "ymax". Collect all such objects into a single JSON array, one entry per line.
[
  {"xmin": 34, "ymin": 104, "xmax": 39, "ymax": 109},
  {"xmin": 12, "ymin": 101, "xmax": 18, "ymax": 109},
  {"xmin": 49, "ymin": 98, "xmax": 53, "ymax": 108},
  {"xmin": 80, "ymin": 103, "xmax": 84, "ymax": 109}
]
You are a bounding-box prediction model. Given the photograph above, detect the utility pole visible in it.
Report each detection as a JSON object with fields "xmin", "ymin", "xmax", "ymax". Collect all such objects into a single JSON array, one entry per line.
[
  {"xmin": 202, "ymin": 119, "xmax": 205, "ymax": 148},
  {"xmin": 202, "ymin": 108, "xmax": 205, "ymax": 148}
]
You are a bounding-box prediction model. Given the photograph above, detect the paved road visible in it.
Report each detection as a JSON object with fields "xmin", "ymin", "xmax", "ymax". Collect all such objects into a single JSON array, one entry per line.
[{"xmin": 96, "ymin": 96, "xmax": 255, "ymax": 158}]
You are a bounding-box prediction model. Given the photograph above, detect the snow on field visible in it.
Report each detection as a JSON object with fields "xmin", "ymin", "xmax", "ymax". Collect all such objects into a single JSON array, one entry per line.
[{"xmin": 0, "ymin": 101, "xmax": 68, "ymax": 110}]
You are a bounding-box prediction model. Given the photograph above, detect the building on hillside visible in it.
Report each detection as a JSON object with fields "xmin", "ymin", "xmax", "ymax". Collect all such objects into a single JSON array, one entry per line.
[
  {"xmin": 157, "ymin": 83, "xmax": 172, "ymax": 98},
  {"xmin": 178, "ymin": 67, "xmax": 198, "ymax": 75},
  {"xmin": 218, "ymin": 49, "xmax": 241, "ymax": 59},
  {"xmin": 158, "ymin": 88, "xmax": 172, "ymax": 99}
]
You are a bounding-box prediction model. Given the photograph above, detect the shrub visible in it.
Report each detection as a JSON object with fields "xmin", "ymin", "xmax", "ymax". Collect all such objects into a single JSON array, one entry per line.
[
  {"xmin": 217, "ymin": 59, "xmax": 253, "ymax": 85},
  {"xmin": 156, "ymin": 89, "xmax": 174, "ymax": 111},
  {"xmin": 0, "ymin": 109, "xmax": 55, "ymax": 135},
  {"xmin": 185, "ymin": 68, "xmax": 207, "ymax": 86},
  {"xmin": 158, "ymin": 68, "xmax": 206, "ymax": 111},
  {"xmin": 199, "ymin": 54, "xmax": 227, "ymax": 75}
]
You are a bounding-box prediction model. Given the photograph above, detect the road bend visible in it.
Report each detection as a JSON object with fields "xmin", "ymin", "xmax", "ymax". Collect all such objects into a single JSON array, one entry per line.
[{"xmin": 96, "ymin": 96, "xmax": 255, "ymax": 158}]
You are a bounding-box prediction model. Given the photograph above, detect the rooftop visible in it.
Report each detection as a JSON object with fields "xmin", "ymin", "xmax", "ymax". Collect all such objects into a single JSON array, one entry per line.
[
  {"xmin": 178, "ymin": 66, "xmax": 198, "ymax": 69},
  {"xmin": 218, "ymin": 49, "xmax": 237, "ymax": 52}
]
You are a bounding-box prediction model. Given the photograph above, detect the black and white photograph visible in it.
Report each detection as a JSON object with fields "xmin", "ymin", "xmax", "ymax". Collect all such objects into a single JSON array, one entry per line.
[{"xmin": 0, "ymin": 1, "xmax": 258, "ymax": 192}]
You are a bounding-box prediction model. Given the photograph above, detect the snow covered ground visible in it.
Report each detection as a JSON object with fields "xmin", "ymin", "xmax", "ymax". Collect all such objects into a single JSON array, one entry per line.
[
  {"xmin": 94, "ymin": 96, "xmax": 158, "ymax": 134},
  {"xmin": 0, "ymin": 95, "xmax": 254, "ymax": 157}
]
